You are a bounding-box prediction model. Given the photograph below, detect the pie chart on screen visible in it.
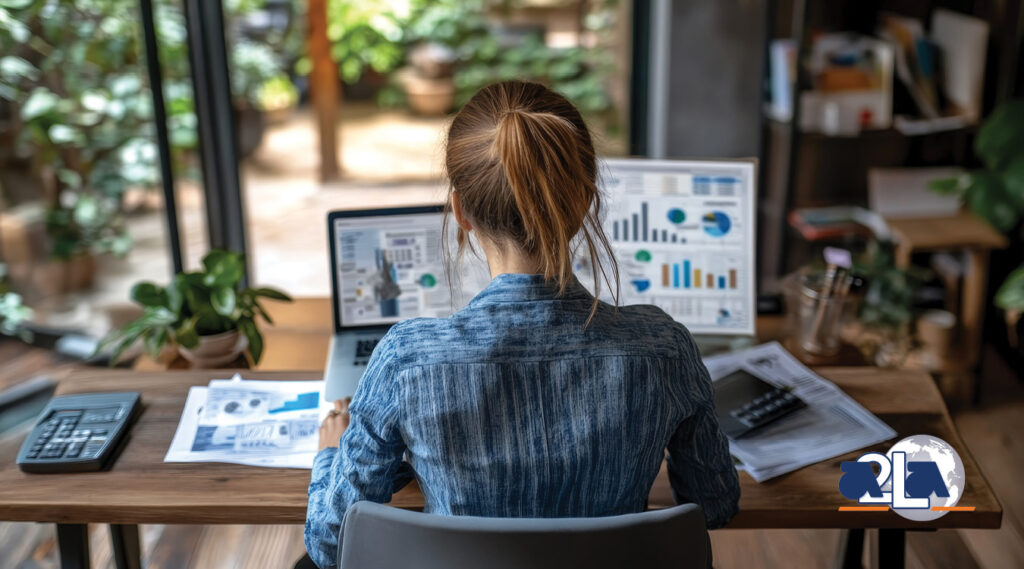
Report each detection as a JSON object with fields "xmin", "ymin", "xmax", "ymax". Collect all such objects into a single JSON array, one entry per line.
[{"xmin": 702, "ymin": 211, "xmax": 731, "ymax": 237}]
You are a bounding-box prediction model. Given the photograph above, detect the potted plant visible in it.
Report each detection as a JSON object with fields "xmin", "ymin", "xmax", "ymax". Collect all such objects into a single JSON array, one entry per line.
[
  {"xmin": 0, "ymin": 263, "xmax": 33, "ymax": 340},
  {"xmin": 99, "ymin": 250, "xmax": 292, "ymax": 368},
  {"xmin": 846, "ymin": 240, "xmax": 930, "ymax": 367},
  {"xmin": 930, "ymin": 99, "xmax": 1024, "ymax": 355}
]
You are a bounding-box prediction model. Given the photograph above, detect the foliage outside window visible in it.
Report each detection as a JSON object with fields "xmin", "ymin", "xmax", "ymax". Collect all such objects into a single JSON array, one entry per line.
[
  {"xmin": 0, "ymin": 0, "xmax": 287, "ymax": 260},
  {"xmin": 0, "ymin": 263, "xmax": 32, "ymax": 338},
  {"xmin": 316, "ymin": 0, "xmax": 621, "ymax": 122}
]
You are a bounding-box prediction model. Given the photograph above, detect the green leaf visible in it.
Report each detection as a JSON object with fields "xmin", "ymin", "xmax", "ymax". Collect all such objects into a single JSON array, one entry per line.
[
  {"xmin": 71, "ymin": 195, "xmax": 102, "ymax": 227},
  {"xmin": 174, "ymin": 316, "xmax": 200, "ymax": 349},
  {"xmin": 167, "ymin": 276, "xmax": 185, "ymax": 313},
  {"xmin": 995, "ymin": 266, "xmax": 1024, "ymax": 311},
  {"xmin": 131, "ymin": 282, "xmax": 168, "ymax": 308},
  {"xmin": 249, "ymin": 287, "xmax": 291, "ymax": 301},
  {"xmin": 0, "ymin": 0, "xmax": 36, "ymax": 9},
  {"xmin": 1003, "ymin": 155, "xmax": 1024, "ymax": 212},
  {"xmin": 975, "ymin": 101, "xmax": 1024, "ymax": 171},
  {"xmin": 143, "ymin": 327, "xmax": 169, "ymax": 358},
  {"xmin": 21, "ymin": 88, "xmax": 59, "ymax": 121},
  {"xmin": 965, "ymin": 172, "xmax": 1020, "ymax": 232},
  {"xmin": 211, "ymin": 286, "xmax": 237, "ymax": 316},
  {"xmin": 202, "ymin": 249, "xmax": 244, "ymax": 287},
  {"xmin": 927, "ymin": 176, "xmax": 965, "ymax": 196},
  {"xmin": 48, "ymin": 124, "xmax": 82, "ymax": 145},
  {"xmin": 239, "ymin": 319, "xmax": 263, "ymax": 364},
  {"xmin": 0, "ymin": 56, "xmax": 38, "ymax": 81}
]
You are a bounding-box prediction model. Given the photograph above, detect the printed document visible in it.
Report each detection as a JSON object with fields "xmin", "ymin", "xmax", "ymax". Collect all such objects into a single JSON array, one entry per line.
[
  {"xmin": 705, "ymin": 342, "xmax": 896, "ymax": 482},
  {"xmin": 165, "ymin": 375, "xmax": 334, "ymax": 469}
]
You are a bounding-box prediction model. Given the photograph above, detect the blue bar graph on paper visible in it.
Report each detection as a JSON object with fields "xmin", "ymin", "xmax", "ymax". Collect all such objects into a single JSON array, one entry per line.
[
  {"xmin": 613, "ymin": 221, "xmax": 618, "ymax": 241},
  {"xmin": 632, "ymin": 213, "xmax": 638, "ymax": 241},
  {"xmin": 718, "ymin": 276, "xmax": 726, "ymax": 289},
  {"xmin": 672, "ymin": 264, "xmax": 679, "ymax": 288},
  {"xmin": 683, "ymin": 260, "xmax": 691, "ymax": 288}
]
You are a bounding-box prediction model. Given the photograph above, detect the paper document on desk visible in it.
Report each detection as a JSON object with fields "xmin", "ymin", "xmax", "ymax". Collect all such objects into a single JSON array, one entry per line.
[
  {"xmin": 704, "ymin": 342, "xmax": 896, "ymax": 482},
  {"xmin": 165, "ymin": 375, "xmax": 333, "ymax": 469}
]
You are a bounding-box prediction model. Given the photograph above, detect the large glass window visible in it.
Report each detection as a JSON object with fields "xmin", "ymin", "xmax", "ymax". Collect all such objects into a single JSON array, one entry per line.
[
  {"xmin": 0, "ymin": 0, "xmax": 208, "ymax": 338},
  {"xmin": 220, "ymin": 0, "xmax": 631, "ymax": 297}
]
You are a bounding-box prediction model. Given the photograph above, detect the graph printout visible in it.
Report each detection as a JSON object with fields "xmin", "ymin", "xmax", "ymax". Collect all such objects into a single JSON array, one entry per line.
[{"xmin": 592, "ymin": 159, "xmax": 757, "ymax": 335}]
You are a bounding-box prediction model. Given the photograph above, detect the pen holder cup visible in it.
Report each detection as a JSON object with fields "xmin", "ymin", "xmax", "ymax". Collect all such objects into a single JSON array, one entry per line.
[{"xmin": 784, "ymin": 271, "xmax": 859, "ymax": 358}]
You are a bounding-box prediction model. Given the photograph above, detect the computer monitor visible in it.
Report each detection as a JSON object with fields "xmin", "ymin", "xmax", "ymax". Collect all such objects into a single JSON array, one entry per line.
[
  {"xmin": 593, "ymin": 158, "xmax": 757, "ymax": 336},
  {"xmin": 328, "ymin": 207, "xmax": 491, "ymax": 329}
]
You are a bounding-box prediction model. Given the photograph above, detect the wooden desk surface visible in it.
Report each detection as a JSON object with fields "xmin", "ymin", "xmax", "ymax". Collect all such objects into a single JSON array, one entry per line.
[
  {"xmin": 0, "ymin": 368, "xmax": 1001, "ymax": 531},
  {"xmin": 886, "ymin": 211, "xmax": 1008, "ymax": 251}
]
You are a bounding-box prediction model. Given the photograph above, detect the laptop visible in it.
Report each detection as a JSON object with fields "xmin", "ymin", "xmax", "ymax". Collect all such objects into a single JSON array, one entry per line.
[{"xmin": 323, "ymin": 206, "xmax": 489, "ymax": 401}]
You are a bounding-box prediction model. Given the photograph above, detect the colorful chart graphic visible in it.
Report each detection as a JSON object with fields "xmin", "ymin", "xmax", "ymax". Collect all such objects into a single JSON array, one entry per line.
[
  {"xmin": 701, "ymin": 211, "xmax": 731, "ymax": 237},
  {"xmin": 667, "ymin": 208, "xmax": 686, "ymax": 224},
  {"xmin": 634, "ymin": 250, "xmax": 652, "ymax": 262},
  {"xmin": 419, "ymin": 273, "xmax": 437, "ymax": 288},
  {"xmin": 630, "ymin": 279, "xmax": 652, "ymax": 292}
]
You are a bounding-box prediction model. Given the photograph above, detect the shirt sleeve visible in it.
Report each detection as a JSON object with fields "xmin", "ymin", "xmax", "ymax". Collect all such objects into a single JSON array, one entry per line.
[
  {"xmin": 665, "ymin": 329, "xmax": 741, "ymax": 529},
  {"xmin": 304, "ymin": 334, "xmax": 408, "ymax": 569}
]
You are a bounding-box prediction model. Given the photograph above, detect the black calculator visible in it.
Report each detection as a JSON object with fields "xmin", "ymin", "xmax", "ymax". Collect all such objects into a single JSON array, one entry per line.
[
  {"xmin": 712, "ymin": 370, "xmax": 806, "ymax": 439},
  {"xmin": 16, "ymin": 392, "xmax": 141, "ymax": 474}
]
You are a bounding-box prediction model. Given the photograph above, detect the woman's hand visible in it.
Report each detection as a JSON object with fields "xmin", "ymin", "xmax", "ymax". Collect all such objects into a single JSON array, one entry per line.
[{"xmin": 318, "ymin": 398, "xmax": 351, "ymax": 451}]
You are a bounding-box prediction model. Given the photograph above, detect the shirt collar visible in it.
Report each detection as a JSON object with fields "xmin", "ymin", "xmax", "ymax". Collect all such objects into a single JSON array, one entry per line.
[{"xmin": 468, "ymin": 273, "xmax": 593, "ymax": 306}]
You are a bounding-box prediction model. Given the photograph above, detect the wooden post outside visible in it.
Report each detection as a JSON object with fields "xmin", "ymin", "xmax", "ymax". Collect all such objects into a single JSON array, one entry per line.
[{"xmin": 308, "ymin": 0, "xmax": 340, "ymax": 182}]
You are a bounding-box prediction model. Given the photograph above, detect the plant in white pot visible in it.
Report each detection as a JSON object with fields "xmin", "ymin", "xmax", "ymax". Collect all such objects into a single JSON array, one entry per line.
[{"xmin": 99, "ymin": 250, "xmax": 291, "ymax": 368}]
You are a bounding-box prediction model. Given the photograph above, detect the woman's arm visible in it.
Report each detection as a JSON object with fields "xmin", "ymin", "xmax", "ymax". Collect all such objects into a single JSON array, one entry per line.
[
  {"xmin": 304, "ymin": 338, "xmax": 407, "ymax": 569},
  {"xmin": 665, "ymin": 332, "xmax": 741, "ymax": 529}
]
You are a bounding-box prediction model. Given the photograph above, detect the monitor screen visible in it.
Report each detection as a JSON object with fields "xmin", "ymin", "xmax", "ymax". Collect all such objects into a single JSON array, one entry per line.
[
  {"xmin": 331, "ymin": 212, "xmax": 490, "ymax": 327},
  {"xmin": 591, "ymin": 158, "xmax": 757, "ymax": 335}
]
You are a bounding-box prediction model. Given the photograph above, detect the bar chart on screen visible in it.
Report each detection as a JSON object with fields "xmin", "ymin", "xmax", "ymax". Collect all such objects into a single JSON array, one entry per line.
[{"xmin": 593, "ymin": 159, "xmax": 756, "ymax": 335}]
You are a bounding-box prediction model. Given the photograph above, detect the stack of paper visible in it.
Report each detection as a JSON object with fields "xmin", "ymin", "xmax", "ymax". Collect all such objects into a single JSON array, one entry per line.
[
  {"xmin": 165, "ymin": 375, "xmax": 333, "ymax": 469},
  {"xmin": 704, "ymin": 342, "xmax": 896, "ymax": 482}
]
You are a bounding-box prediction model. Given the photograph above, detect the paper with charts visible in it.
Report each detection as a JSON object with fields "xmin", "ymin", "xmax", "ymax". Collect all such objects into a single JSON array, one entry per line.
[
  {"xmin": 594, "ymin": 159, "xmax": 757, "ymax": 335},
  {"xmin": 704, "ymin": 342, "xmax": 897, "ymax": 482},
  {"xmin": 165, "ymin": 375, "xmax": 334, "ymax": 468}
]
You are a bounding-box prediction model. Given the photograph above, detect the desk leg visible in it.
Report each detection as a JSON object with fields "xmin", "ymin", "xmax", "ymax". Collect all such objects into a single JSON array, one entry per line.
[
  {"xmin": 110, "ymin": 524, "xmax": 142, "ymax": 569},
  {"xmin": 56, "ymin": 523, "xmax": 90, "ymax": 569},
  {"xmin": 876, "ymin": 529, "xmax": 906, "ymax": 569},
  {"xmin": 835, "ymin": 528, "xmax": 865, "ymax": 569}
]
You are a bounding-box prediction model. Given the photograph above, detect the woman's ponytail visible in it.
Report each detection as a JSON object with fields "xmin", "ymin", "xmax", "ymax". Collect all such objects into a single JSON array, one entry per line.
[
  {"xmin": 494, "ymin": 109, "xmax": 592, "ymax": 293},
  {"xmin": 444, "ymin": 80, "xmax": 619, "ymax": 323}
]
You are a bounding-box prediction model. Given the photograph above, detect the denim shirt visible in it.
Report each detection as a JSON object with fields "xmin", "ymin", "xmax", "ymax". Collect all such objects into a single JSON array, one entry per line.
[{"xmin": 305, "ymin": 273, "xmax": 740, "ymax": 568}]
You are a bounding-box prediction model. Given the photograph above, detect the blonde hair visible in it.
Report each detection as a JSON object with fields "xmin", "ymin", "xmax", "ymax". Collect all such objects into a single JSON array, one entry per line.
[{"xmin": 443, "ymin": 80, "xmax": 618, "ymax": 322}]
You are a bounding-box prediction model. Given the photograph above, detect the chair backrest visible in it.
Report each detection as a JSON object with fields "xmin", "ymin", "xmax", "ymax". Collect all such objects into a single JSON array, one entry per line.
[{"xmin": 338, "ymin": 502, "xmax": 709, "ymax": 569}]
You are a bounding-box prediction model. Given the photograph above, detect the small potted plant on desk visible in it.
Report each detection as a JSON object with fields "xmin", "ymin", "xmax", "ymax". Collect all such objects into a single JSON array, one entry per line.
[{"xmin": 100, "ymin": 250, "xmax": 292, "ymax": 368}]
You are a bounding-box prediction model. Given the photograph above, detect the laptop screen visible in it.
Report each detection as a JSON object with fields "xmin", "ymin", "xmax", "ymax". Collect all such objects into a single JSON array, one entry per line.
[{"xmin": 331, "ymin": 211, "xmax": 490, "ymax": 328}]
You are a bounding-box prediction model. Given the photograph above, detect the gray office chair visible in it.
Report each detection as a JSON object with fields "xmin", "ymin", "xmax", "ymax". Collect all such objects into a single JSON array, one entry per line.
[{"xmin": 338, "ymin": 501, "xmax": 710, "ymax": 569}]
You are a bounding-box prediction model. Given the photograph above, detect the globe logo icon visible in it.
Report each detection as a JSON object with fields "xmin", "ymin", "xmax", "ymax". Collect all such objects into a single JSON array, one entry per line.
[{"xmin": 883, "ymin": 434, "xmax": 966, "ymax": 521}]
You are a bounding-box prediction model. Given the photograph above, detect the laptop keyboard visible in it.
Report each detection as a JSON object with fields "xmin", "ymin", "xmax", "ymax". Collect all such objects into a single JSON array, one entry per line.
[{"xmin": 353, "ymin": 338, "xmax": 381, "ymax": 366}]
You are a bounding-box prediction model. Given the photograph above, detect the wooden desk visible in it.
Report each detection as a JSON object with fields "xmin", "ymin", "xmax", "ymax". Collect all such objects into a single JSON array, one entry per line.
[{"xmin": 0, "ymin": 367, "xmax": 1001, "ymax": 568}]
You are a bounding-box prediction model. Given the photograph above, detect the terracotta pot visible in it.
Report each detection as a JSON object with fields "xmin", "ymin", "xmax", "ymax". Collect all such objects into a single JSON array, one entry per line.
[
  {"xmin": 178, "ymin": 329, "xmax": 249, "ymax": 368},
  {"xmin": 399, "ymin": 69, "xmax": 455, "ymax": 116}
]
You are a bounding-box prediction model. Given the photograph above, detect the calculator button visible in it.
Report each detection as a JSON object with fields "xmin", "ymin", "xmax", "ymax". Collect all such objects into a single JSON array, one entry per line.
[
  {"xmin": 42, "ymin": 444, "xmax": 67, "ymax": 459},
  {"xmin": 65, "ymin": 442, "xmax": 84, "ymax": 458},
  {"xmin": 26, "ymin": 450, "xmax": 40, "ymax": 459}
]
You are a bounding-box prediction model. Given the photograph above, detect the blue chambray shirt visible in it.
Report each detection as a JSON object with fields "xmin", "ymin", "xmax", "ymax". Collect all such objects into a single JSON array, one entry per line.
[{"xmin": 305, "ymin": 273, "xmax": 740, "ymax": 568}]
